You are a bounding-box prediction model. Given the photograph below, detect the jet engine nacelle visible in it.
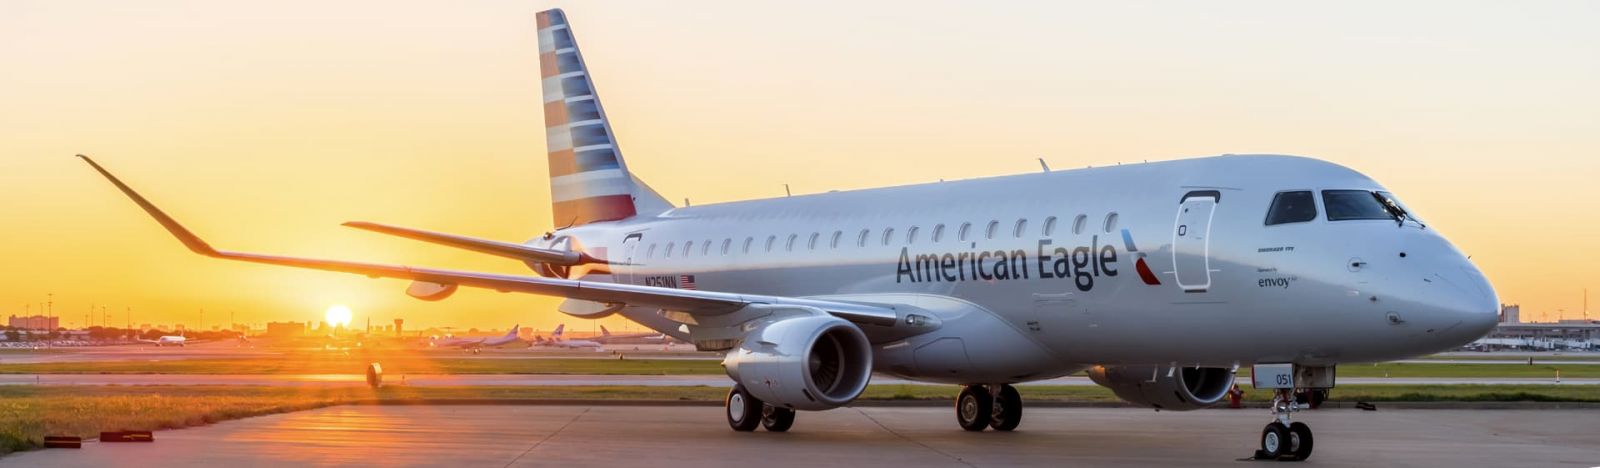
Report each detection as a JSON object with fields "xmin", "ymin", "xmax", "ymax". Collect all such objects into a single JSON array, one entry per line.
[
  {"xmin": 1087, "ymin": 365, "xmax": 1235, "ymax": 411},
  {"xmin": 722, "ymin": 315, "xmax": 873, "ymax": 411}
]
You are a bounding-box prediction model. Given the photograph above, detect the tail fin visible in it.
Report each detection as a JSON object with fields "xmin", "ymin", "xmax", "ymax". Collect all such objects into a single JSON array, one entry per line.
[
  {"xmin": 536, "ymin": 9, "xmax": 671, "ymax": 227},
  {"xmin": 551, "ymin": 324, "xmax": 565, "ymax": 338},
  {"xmin": 505, "ymin": 325, "xmax": 520, "ymax": 339},
  {"xmin": 600, "ymin": 325, "xmax": 611, "ymax": 336}
]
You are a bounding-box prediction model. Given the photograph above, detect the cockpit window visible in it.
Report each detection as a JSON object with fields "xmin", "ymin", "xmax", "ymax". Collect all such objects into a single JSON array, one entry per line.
[
  {"xmin": 1265, "ymin": 191, "xmax": 1317, "ymax": 225},
  {"xmin": 1322, "ymin": 190, "xmax": 1394, "ymax": 221}
]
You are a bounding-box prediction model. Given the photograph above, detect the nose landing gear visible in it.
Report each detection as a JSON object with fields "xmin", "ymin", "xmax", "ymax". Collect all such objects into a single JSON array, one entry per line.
[
  {"xmin": 1249, "ymin": 363, "xmax": 1333, "ymax": 462},
  {"xmin": 1256, "ymin": 388, "xmax": 1315, "ymax": 461}
]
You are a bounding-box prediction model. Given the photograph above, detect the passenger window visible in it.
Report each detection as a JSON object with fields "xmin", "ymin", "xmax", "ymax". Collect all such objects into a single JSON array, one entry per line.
[
  {"xmin": 1103, "ymin": 213, "xmax": 1118, "ymax": 233},
  {"xmin": 765, "ymin": 235, "xmax": 777, "ymax": 252},
  {"xmin": 958, "ymin": 223, "xmax": 972, "ymax": 241},
  {"xmin": 1072, "ymin": 215, "xmax": 1087, "ymax": 235},
  {"xmin": 907, "ymin": 226, "xmax": 920, "ymax": 244},
  {"xmin": 857, "ymin": 229, "xmax": 870, "ymax": 247},
  {"xmin": 742, "ymin": 237, "xmax": 753, "ymax": 254},
  {"xmin": 664, "ymin": 242, "xmax": 675, "ymax": 258},
  {"xmin": 1266, "ymin": 191, "xmax": 1318, "ymax": 225},
  {"xmin": 985, "ymin": 220, "xmax": 999, "ymax": 239},
  {"xmin": 932, "ymin": 224, "xmax": 945, "ymax": 242},
  {"xmin": 1323, "ymin": 190, "xmax": 1394, "ymax": 221},
  {"xmin": 702, "ymin": 239, "xmax": 712, "ymax": 256},
  {"xmin": 721, "ymin": 239, "xmax": 731, "ymax": 255},
  {"xmin": 1013, "ymin": 219, "xmax": 1027, "ymax": 238},
  {"xmin": 808, "ymin": 232, "xmax": 820, "ymax": 250},
  {"xmin": 830, "ymin": 231, "xmax": 843, "ymax": 249},
  {"xmin": 646, "ymin": 244, "xmax": 657, "ymax": 259},
  {"xmin": 882, "ymin": 227, "xmax": 895, "ymax": 246},
  {"xmin": 786, "ymin": 234, "xmax": 798, "ymax": 252},
  {"xmin": 683, "ymin": 241, "xmax": 694, "ymax": 257},
  {"xmin": 1042, "ymin": 216, "xmax": 1057, "ymax": 236}
]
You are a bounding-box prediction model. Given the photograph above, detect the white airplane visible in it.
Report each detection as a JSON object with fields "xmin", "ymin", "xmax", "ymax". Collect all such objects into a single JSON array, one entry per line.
[
  {"xmin": 430, "ymin": 325, "xmax": 522, "ymax": 354},
  {"xmin": 533, "ymin": 324, "xmax": 602, "ymax": 350},
  {"xmin": 138, "ymin": 334, "xmax": 189, "ymax": 347},
  {"xmin": 594, "ymin": 325, "xmax": 666, "ymax": 344},
  {"xmin": 76, "ymin": 8, "xmax": 1499, "ymax": 461}
]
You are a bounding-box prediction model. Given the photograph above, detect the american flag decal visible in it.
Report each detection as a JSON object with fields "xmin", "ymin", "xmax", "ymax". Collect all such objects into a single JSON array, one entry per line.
[{"xmin": 678, "ymin": 274, "xmax": 697, "ymax": 290}]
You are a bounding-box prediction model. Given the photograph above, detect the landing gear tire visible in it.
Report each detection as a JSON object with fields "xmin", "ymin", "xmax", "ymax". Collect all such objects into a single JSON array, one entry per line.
[
  {"xmin": 1281, "ymin": 421, "xmax": 1314, "ymax": 461},
  {"xmin": 725, "ymin": 384, "xmax": 762, "ymax": 432},
  {"xmin": 1258, "ymin": 422, "xmax": 1289, "ymax": 460},
  {"xmin": 989, "ymin": 384, "xmax": 1022, "ymax": 431},
  {"xmin": 956, "ymin": 385, "xmax": 993, "ymax": 432},
  {"xmin": 760, "ymin": 404, "xmax": 796, "ymax": 432}
]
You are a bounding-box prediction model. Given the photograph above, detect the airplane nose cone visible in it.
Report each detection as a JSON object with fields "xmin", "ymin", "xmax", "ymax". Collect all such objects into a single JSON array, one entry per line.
[{"xmin": 1433, "ymin": 265, "xmax": 1500, "ymax": 345}]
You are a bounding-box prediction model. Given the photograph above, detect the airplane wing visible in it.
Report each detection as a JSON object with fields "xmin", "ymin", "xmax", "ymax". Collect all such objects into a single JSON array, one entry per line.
[
  {"xmin": 78, "ymin": 156, "xmax": 897, "ymax": 326},
  {"xmin": 342, "ymin": 221, "xmax": 592, "ymax": 266}
]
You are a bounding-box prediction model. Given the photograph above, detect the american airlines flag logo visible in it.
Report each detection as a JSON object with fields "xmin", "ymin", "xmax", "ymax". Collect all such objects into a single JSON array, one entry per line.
[{"xmin": 678, "ymin": 274, "xmax": 697, "ymax": 290}]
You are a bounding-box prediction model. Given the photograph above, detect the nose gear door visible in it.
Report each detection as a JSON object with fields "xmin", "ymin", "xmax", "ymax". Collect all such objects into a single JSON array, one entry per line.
[{"xmin": 1173, "ymin": 190, "xmax": 1221, "ymax": 292}]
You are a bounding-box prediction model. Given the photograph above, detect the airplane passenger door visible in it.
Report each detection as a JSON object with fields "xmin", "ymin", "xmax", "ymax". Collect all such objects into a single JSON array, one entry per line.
[
  {"xmin": 620, "ymin": 232, "xmax": 643, "ymax": 285},
  {"xmin": 1172, "ymin": 190, "xmax": 1221, "ymax": 293}
]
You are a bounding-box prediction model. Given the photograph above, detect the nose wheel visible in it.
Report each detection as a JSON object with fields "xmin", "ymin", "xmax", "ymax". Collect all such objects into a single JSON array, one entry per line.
[{"xmin": 1255, "ymin": 389, "xmax": 1315, "ymax": 461}]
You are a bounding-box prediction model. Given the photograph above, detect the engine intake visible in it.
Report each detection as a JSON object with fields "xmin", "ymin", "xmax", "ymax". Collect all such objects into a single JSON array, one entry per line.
[
  {"xmin": 1088, "ymin": 365, "xmax": 1235, "ymax": 411},
  {"xmin": 722, "ymin": 315, "xmax": 872, "ymax": 411}
]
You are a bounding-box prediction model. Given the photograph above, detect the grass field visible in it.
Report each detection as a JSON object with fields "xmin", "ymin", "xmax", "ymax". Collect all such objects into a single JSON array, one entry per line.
[
  {"xmin": 4, "ymin": 357, "xmax": 1597, "ymax": 379},
  {"xmin": 1243, "ymin": 362, "xmax": 1596, "ymax": 379},
  {"xmin": 1417, "ymin": 354, "xmax": 1600, "ymax": 362},
  {"xmin": 0, "ymin": 357, "xmax": 724, "ymax": 375},
  {"xmin": 4, "ymin": 383, "xmax": 1598, "ymax": 455}
]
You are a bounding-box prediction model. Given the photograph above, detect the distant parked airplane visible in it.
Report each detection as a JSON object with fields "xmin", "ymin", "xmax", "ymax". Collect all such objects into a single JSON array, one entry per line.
[
  {"xmin": 533, "ymin": 324, "xmax": 602, "ymax": 350},
  {"xmin": 593, "ymin": 325, "xmax": 666, "ymax": 344},
  {"xmin": 137, "ymin": 334, "xmax": 190, "ymax": 347},
  {"xmin": 430, "ymin": 325, "xmax": 522, "ymax": 354}
]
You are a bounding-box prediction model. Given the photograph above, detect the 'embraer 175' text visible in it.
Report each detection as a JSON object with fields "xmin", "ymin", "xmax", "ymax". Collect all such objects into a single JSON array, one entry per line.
[{"xmin": 896, "ymin": 237, "xmax": 1119, "ymax": 291}]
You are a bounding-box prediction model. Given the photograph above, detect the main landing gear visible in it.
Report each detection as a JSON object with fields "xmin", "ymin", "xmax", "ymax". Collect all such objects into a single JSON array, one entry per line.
[
  {"xmin": 1256, "ymin": 387, "xmax": 1315, "ymax": 461},
  {"xmin": 726, "ymin": 384, "xmax": 796, "ymax": 432},
  {"xmin": 955, "ymin": 384, "xmax": 1022, "ymax": 432}
]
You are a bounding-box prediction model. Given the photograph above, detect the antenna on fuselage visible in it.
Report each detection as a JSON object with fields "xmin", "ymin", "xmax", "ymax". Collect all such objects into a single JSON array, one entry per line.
[
  {"xmin": 683, "ymin": 198, "xmax": 691, "ymax": 207},
  {"xmin": 784, "ymin": 184, "xmax": 791, "ymax": 197},
  {"xmin": 1038, "ymin": 158, "xmax": 1050, "ymax": 172}
]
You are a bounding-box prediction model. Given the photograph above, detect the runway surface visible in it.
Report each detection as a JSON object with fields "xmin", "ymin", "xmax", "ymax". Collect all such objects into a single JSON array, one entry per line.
[
  {"xmin": 4, "ymin": 373, "xmax": 1594, "ymax": 387},
  {"xmin": 11, "ymin": 405, "xmax": 1599, "ymax": 467}
]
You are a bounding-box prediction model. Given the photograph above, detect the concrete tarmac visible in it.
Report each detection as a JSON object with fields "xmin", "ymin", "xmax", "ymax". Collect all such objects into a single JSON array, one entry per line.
[{"xmin": 10, "ymin": 405, "xmax": 1599, "ymax": 467}]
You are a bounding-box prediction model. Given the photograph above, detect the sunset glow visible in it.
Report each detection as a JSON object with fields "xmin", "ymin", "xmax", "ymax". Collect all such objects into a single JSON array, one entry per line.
[{"xmin": 3, "ymin": 1, "xmax": 1597, "ymax": 329}]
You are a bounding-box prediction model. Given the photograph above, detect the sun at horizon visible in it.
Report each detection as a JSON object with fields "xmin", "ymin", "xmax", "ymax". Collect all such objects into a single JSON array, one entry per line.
[{"xmin": 325, "ymin": 304, "xmax": 353, "ymax": 328}]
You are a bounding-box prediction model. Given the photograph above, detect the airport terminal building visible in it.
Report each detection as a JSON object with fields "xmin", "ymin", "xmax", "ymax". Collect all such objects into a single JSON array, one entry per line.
[{"xmin": 1473, "ymin": 305, "xmax": 1598, "ymax": 350}]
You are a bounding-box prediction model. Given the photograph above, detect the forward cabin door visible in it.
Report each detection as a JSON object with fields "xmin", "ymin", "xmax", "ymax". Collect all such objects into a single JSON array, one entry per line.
[{"xmin": 1172, "ymin": 190, "xmax": 1221, "ymax": 292}]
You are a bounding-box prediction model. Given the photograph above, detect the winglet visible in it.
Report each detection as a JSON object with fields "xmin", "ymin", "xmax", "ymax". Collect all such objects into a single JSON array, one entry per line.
[{"xmin": 76, "ymin": 155, "xmax": 219, "ymax": 256}]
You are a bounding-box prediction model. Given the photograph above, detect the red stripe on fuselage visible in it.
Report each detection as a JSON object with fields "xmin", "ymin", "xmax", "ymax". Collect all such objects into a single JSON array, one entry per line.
[{"xmin": 1135, "ymin": 257, "xmax": 1162, "ymax": 285}]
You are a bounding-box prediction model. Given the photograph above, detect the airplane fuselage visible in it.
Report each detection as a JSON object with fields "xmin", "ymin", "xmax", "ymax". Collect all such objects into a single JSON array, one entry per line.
[{"xmin": 543, "ymin": 155, "xmax": 1498, "ymax": 384}]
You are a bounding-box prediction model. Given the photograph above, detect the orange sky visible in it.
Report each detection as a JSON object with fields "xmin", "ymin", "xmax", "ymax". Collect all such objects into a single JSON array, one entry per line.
[{"xmin": 3, "ymin": 1, "xmax": 1597, "ymax": 329}]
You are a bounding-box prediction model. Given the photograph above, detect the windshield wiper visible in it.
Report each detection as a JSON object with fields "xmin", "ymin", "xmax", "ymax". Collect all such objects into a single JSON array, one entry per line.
[{"xmin": 1372, "ymin": 192, "xmax": 1424, "ymax": 229}]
